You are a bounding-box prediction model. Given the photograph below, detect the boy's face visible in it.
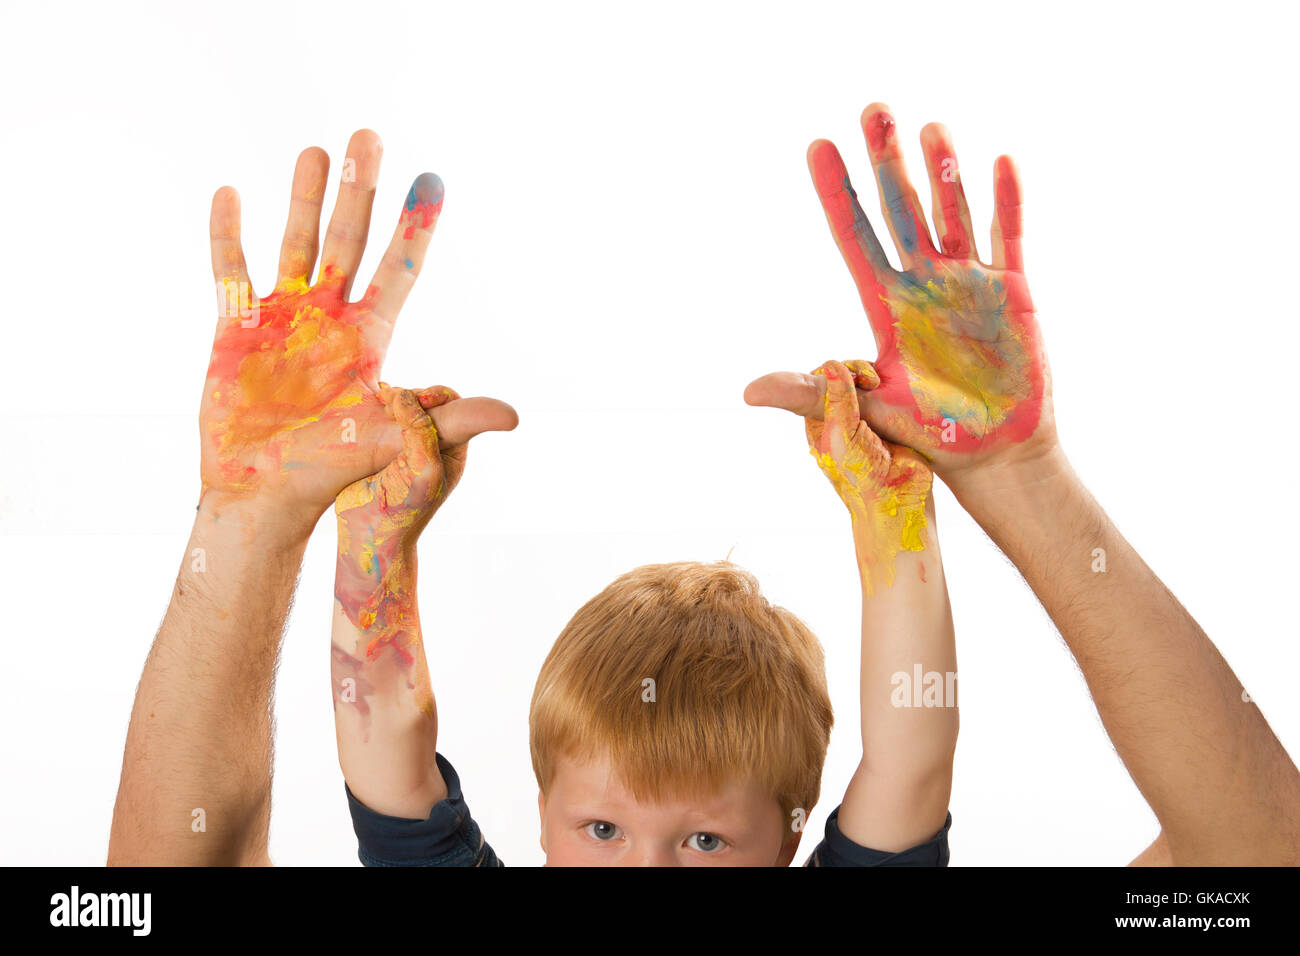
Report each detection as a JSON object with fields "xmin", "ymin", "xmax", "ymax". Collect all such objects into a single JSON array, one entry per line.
[{"xmin": 538, "ymin": 752, "xmax": 802, "ymax": 866}]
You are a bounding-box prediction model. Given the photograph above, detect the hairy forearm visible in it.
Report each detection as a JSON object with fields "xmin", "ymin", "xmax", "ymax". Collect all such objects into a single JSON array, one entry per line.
[
  {"xmin": 950, "ymin": 446, "xmax": 1300, "ymax": 863},
  {"xmin": 839, "ymin": 500, "xmax": 958, "ymax": 852},
  {"xmin": 109, "ymin": 494, "xmax": 311, "ymax": 865},
  {"xmin": 332, "ymin": 533, "xmax": 445, "ymax": 820}
]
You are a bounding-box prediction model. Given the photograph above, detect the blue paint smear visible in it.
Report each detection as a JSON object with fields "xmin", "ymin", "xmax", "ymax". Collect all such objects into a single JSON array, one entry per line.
[
  {"xmin": 843, "ymin": 175, "xmax": 889, "ymax": 269},
  {"xmin": 878, "ymin": 168, "xmax": 918, "ymax": 253},
  {"xmin": 406, "ymin": 172, "xmax": 445, "ymax": 210}
]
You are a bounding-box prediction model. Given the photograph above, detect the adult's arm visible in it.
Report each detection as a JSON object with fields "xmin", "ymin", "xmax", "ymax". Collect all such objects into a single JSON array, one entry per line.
[
  {"xmin": 108, "ymin": 496, "xmax": 310, "ymax": 864},
  {"xmin": 950, "ymin": 446, "xmax": 1300, "ymax": 864},
  {"xmin": 746, "ymin": 102, "xmax": 1300, "ymax": 864},
  {"xmin": 109, "ymin": 132, "xmax": 514, "ymax": 864}
]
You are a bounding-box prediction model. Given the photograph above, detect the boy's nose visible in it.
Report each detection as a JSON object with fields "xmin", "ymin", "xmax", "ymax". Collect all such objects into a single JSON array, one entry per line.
[{"xmin": 626, "ymin": 842, "xmax": 679, "ymax": 867}]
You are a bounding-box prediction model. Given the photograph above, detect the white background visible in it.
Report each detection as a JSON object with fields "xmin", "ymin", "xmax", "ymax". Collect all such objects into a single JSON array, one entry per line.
[{"xmin": 1, "ymin": 0, "xmax": 1297, "ymax": 866}]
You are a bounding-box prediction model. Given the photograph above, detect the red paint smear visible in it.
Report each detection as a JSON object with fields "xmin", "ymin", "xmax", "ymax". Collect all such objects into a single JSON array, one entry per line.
[
  {"xmin": 865, "ymin": 110, "xmax": 896, "ymax": 155},
  {"xmin": 808, "ymin": 142, "xmax": 894, "ymax": 332},
  {"xmin": 206, "ymin": 264, "xmax": 375, "ymax": 384},
  {"xmin": 810, "ymin": 137, "xmax": 1044, "ymax": 455},
  {"xmin": 993, "ymin": 157, "xmax": 1024, "ymax": 271},
  {"xmin": 929, "ymin": 147, "xmax": 971, "ymax": 257},
  {"xmin": 400, "ymin": 198, "xmax": 444, "ymax": 240}
]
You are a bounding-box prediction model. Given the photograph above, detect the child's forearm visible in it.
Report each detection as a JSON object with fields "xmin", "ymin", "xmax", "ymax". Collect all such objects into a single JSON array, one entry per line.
[
  {"xmin": 839, "ymin": 498, "xmax": 958, "ymax": 852},
  {"xmin": 332, "ymin": 526, "xmax": 447, "ymax": 819}
]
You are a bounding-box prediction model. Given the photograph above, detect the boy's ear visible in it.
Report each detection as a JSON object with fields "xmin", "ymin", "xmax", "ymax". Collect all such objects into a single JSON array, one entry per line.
[
  {"xmin": 537, "ymin": 791, "xmax": 548, "ymax": 855},
  {"xmin": 776, "ymin": 830, "xmax": 804, "ymax": 867}
]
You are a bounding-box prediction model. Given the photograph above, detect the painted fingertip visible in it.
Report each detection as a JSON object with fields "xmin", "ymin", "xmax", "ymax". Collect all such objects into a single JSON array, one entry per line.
[
  {"xmin": 407, "ymin": 172, "xmax": 445, "ymax": 209},
  {"xmin": 416, "ymin": 385, "xmax": 458, "ymax": 408},
  {"xmin": 861, "ymin": 104, "xmax": 897, "ymax": 154},
  {"xmin": 844, "ymin": 359, "xmax": 881, "ymax": 390},
  {"xmin": 401, "ymin": 173, "xmax": 445, "ymax": 239}
]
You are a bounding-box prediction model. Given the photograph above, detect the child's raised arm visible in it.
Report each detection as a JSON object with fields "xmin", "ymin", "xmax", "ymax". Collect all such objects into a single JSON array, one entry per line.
[
  {"xmin": 331, "ymin": 386, "xmax": 465, "ymax": 820},
  {"xmin": 809, "ymin": 360, "xmax": 957, "ymax": 854}
]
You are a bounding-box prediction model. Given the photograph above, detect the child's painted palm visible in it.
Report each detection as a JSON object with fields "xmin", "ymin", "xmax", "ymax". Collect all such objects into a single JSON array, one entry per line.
[
  {"xmin": 200, "ymin": 131, "xmax": 446, "ymax": 514},
  {"xmin": 808, "ymin": 104, "xmax": 1051, "ymax": 472}
]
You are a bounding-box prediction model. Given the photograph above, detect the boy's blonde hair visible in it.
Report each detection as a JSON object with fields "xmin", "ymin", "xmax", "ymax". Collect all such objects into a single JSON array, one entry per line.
[{"xmin": 529, "ymin": 561, "xmax": 833, "ymax": 823}]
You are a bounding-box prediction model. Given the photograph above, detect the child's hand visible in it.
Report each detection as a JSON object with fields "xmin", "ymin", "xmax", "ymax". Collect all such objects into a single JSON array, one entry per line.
[
  {"xmin": 335, "ymin": 385, "xmax": 463, "ymax": 556},
  {"xmin": 807, "ymin": 359, "xmax": 932, "ymax": 594},
  {"xmin": 333, "ymin": 385, "xmax": 463, "ymax": 669}
]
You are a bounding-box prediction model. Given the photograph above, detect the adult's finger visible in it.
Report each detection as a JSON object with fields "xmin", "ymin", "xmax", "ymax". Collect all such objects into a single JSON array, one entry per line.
[
  {"xmin": 423, "ymin": 396, "xmax": 519, "ymax": 448},
  {"xmin": 920, "ymin": 123, "xmax": 977, "ymax": 260},
  {"xmin": 361, "ymin": 173, "xmax": 446, "ymax": 356},
  {"xmin": 743, "ymin": 368, "xmax": 876, "ymax": 421},
  {"xmin": 807, "ymin": 139, "xmax": 897, "ymax": 339},
  {"xmin": 991, "ymin": 154, "xmax": 1025, "ymax": 272},
  {"xmin": 319, "ymin": 129, "xmax": 384, "ymax": 300},
  {"xmin": 210, "ymin": 186, "xmax": 254, "ymax": 331},
  {"xmin": 860, "ymin": 103, "xmax": 938, "ymax": 269},
  {"xmin": 275, "ymin": 147, "xmax": 329, "ymax": 289}
]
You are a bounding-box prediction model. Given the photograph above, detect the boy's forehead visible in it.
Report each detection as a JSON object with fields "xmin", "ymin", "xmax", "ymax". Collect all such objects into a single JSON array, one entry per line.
[{"xmin": 551, "ymin": 751, "xmax": 773, "ymax": 819}]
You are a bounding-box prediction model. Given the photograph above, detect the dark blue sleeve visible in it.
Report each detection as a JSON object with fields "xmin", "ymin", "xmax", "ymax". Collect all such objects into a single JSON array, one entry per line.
[
  {"xmin": 803, "ymin": 806, "xmax": 951, "ymax": 867},
  {"xmin": 345, "ymin": 752, "xmax": 504, "ymax": 867}
]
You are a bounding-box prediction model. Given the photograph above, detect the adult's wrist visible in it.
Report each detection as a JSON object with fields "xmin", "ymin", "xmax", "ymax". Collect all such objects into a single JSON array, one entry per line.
[
  {"xmin": 196, "ymin": 487, "xmax": 319, "ymax": 550},
  {"xmin": 940, "ymin": 442, "xmax": 1079, "ymax": 540},
  {"xmin": 942, "ymin": 440, "xmax": 1069, "ymax": 507}
]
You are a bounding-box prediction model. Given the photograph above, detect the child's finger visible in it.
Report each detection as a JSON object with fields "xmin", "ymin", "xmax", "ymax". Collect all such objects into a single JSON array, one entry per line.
[
  {"xmin": 415, "ymin": 384, "xmax": 460, "ymax": 410},
  {"xmin": 843, "ymin": 359, "xmax": 881, "ymax": 391},
  {"xmin": 390, "ymin": 388, "xmax": 440, "ymax": 473},
  {"xmin": 815, "ymin": 360, "xmax": 861, "ymax": 460}
]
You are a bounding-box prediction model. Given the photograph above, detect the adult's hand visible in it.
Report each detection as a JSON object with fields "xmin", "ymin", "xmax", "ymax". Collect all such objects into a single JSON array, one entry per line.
[
  {"xmin": 204, "ymin": 129, "xmax": 514, "ymax": 532},
  {"xmin": 109, "ymin": 132, "xmax": 516, "ymax": 865},
  {"xmin": 746, "ymin": 103, "xmax": 1054, "ymax": 483}
]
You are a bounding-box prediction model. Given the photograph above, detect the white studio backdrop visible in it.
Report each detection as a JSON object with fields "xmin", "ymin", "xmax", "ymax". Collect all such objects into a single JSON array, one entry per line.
[{"xmin": 1, "ymin": 0, "xmax": 1296, "ymax": 865}]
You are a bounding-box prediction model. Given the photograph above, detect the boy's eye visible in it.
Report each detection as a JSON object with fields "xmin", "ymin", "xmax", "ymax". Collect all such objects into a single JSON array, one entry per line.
[
  {"xmin": 585, "ymin": 821, "xmax": 622, "ymax": 842},
  {"xmin": 687, "ymin": 832, "xmax": 725, "ymax": 853}
]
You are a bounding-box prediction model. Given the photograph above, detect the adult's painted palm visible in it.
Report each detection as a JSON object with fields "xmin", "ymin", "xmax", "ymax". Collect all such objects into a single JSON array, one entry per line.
[
  {"xmin": 747, "ymin": 104, "xmax": 1055, "ymax": 478},
  {"xmin": 203, "ymin": 129, "xmax": 515, "ymax": 527}
]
